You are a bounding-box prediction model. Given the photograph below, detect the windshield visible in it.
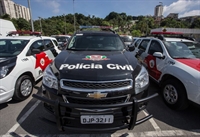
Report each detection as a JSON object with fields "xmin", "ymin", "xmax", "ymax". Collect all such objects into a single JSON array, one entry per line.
[
  {"xmin": 120, "ymin": 36, "xmax": 133, "ymax": 42},
  {"xmin": 67, "ymin": 34, "xmax": 125, "ymax": 51},
  {"xmin": 0, "ymin": 39, "xmax": 29, "ymax": 57},
  {"xmin": 56, "ymin": 36, "xmax": 69, "ymax": 42},
  {"xmin": 164, "ymin": 41, "xmax": 200, "ymax": 59}
]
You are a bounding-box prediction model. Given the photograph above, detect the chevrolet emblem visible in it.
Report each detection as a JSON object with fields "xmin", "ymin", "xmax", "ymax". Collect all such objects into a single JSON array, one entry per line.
[{"xmin": 87, "ymin": 92, "xmax": 107, "ymax": 99}]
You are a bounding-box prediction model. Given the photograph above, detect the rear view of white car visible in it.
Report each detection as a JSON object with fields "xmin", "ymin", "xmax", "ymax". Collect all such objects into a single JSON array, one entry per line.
[{"xmin": 0, "ymin": 35, "xmax": 61, "ymax": 104}]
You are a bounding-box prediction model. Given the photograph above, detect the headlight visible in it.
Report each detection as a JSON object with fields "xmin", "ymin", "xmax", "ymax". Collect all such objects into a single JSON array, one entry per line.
[
  {"xmin": 42, "ymin": 65, "xmax": 58, "ymax": 90},
  {"xmin": 0, "ymin": 66, "xmax": 9, "ymax": 79},
  {"xmin": 135, "ymin": 66, "xmax": 149, "ymax": 94}
]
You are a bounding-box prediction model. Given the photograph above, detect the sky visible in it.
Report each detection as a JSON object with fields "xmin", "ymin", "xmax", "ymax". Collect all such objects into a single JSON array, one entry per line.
[{"xmin": 13, "ymin": 0, "xmax": 200, "ymax": 20}]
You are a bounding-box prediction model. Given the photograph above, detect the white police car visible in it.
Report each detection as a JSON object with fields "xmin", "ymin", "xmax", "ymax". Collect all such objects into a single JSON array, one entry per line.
[
  {"xmin": 0, "ymin": 35, "xmax": 61, "ymax": 104},
  {"xmin": 134, "ymin": 34, "xmax": 200, "ymax": 110}
]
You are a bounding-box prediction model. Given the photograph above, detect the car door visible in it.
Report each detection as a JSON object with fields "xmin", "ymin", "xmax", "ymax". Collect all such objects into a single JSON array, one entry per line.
[
  {"xmin": 142, "ymin": 40, "xmax": 166, "ymax": 80},
  {"xmin": 132, "ymin": 38, "xmax": 142, "ymax": 55},
  {"xmin": 28, "ymin": 39, "xmax": 51, "ymax": 79},
  {"xmin": 135, "ymin": 39, "xmax": 151, "ymax": 61},
  {"xmin": 44, "ymin": 39, "xmax": 58, "ymax": 58}
]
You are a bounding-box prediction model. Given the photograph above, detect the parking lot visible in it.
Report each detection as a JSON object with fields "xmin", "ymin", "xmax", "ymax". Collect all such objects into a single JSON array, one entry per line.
[{"xmin": 0, "ymin": 80, "xmax": 200, "ymax": 137}]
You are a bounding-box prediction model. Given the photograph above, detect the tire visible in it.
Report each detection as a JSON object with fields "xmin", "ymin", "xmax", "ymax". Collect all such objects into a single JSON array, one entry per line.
[
  {"xmin": 161, "ymin": 79, "xmax": 188, "ymax": 110},
  {"xmin": 13, "ymin": 75, "xmax": 34, "ymax": 101}
]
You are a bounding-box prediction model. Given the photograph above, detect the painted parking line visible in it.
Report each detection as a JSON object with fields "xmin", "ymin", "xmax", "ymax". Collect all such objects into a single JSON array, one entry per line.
[
  {"xmin": 2, "ymin": 100, "xmax": 200, "ymax": 137},
  {"xmin": 143, "ymin": 110, "xmax": 161, "ymax": 131},
  {"xmin": 1, "ymin": 130, "xmax": 200, "ymax": 137},
  {"xmin": 4, "ymin": 100, "xmax": 41, "ymax": 136}
]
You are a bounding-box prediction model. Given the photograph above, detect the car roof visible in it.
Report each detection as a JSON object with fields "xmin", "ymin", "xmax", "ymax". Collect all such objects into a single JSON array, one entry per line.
[
  {"xmin": 138, "ymin": 37, "xmax": 194, "ymax": 42},
  {"xmin": 164, "ymin": 37, "xmax": 194, "ymax": 42},
  {"xmin": 120, "ymin": 35, "xmax": 132, "ymax": 38},
  {"xmin": 0, "ymin": 36, "xmax": 56, "ymax": 40},
  {"xmin": 51, "ymin": 35, "xmax": 71, "ymax": 37},
  {"xmin": 75, "ymin": 30, "xmax": 117, "ymax": 36}
]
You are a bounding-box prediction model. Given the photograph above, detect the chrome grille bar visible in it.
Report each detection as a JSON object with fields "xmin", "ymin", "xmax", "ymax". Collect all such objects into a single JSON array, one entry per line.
[{"xmin": 60, "ymin": 79, "xmax": 133, "ymax": 92}]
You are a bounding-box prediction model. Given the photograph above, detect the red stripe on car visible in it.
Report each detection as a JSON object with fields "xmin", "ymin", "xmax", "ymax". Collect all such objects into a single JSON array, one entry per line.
[{"xmin": 175, "ymin": 59, "xmax": 200, "ymax": 72}]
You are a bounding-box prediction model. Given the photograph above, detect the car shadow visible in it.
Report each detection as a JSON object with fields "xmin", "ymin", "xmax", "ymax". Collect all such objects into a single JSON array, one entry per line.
[
  {"xmin": 147, "ymin": 79, "xmax": 200, "ymax": 132},
  {"xmin": 15, "ymin": 85, "xmax": 119, "ymax": 136},
  {"xmin": 13, "ymin": 79, "xmax": 200, "ymax": 136}
]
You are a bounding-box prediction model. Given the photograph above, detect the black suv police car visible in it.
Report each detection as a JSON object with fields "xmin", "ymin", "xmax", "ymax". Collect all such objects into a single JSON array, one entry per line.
[{"xmin": 33, "ymin": 26, "xmax": 158, "ymax": 132}]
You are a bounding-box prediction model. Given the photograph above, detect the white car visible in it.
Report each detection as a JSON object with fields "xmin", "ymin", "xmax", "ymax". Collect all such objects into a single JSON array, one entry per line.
[
  {"xmin": 134, "ymin": 36, "xmax": 200, "ymax": 110},
  {"xmin": 51, "ymin": 35, "xmax": 71, "ymax": 49},
  {"xmin": 120, "ymin": 35, "xmax": 134, "ymax": 46},
  {"xmin": 0, "ymin": 36, "xmax": 61, "ymax": 104}
]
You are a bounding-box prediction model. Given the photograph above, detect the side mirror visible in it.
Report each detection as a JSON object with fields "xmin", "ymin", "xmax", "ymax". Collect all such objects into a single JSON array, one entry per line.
[
  {"xmin": 153, "ymin": 52, "xmax": 165, "ymax": 59},
  {"xmin": 128, "ymin": 45, "xmax": 135, "ymax": 52},
  {"xmin": 31, "ymin": 49, "xmax": 41, "ymax": 54},
  {"xmin": 58, "ymin": 46, "xmax": 64, "ymax": 50}
]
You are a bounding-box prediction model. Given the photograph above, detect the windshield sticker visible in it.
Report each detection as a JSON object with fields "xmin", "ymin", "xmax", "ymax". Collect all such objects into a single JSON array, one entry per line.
[
  {"xmin": 59, "ymin": 63, "xmax": 133, "ymax": 71},
  {"xmin": 83, "ymin": 55, "xmax": 109, "ymax": 61}
]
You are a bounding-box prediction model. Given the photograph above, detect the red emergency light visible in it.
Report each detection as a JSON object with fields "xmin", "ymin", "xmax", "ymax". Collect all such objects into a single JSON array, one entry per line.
[{"xmin": 7, "ymin": 30, "xmax": 41, "ymax": 36}]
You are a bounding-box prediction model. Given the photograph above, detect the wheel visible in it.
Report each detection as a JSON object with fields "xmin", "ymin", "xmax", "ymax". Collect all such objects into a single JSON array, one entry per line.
[
  {"xmin": 161, "ymin": 79, "xmax": 188, "ymax": 110},
  {"xmin": 13, "ymin": 75, "xmax": 34, "ymax": 101}
]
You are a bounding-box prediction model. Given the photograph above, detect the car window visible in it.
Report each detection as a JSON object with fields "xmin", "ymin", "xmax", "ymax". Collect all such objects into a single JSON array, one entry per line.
[
  {"xmin": 30, "ymin": 40, "xmax": 45, "ymax": 52},
  {"xmin": 134, "ymin": 39, "xmax": 142, "ymax": 47},
  {"xmin": 120, "ymin": 36, "xmax": 133, "ymax": 42},
  {"xmin": 67, "ymin": 34, "xmax": 124, "ymax": 51},
  {"xmin": 0, "ymin": 39, "xmax": 29, "ymax": 57},
  {"xmin": 44, "ymin": 39, "xmax": 54, "ymax": 49},
  {"xmin": 52, "ymin": 39, "xmax": 59, "ymax": 47},
  {"xmin": 148, "ymin": 40, "xmax": 163, "ymax": 55},
  {"xmin": 164, "ymin": 41, "xmax": 200, "ymax": 59},
  {"xmin": 138, "ymin": 39, "xmax": 150, "ymax": 51}
]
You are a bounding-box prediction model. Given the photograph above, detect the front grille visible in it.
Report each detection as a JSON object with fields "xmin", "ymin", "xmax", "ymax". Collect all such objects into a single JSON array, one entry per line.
[
  {"xmin": 64, "ymin": 95, "xmax": 130, "ymax": 105},
  {"xmin": 60, "ymin": 79, "xmax": 133, "ymax": 92}
]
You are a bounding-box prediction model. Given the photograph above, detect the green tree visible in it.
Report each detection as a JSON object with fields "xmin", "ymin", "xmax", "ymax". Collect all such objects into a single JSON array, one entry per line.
[
  {"xmin": 16, "ymin": 18, "xmax": 30, "ymax": 30},
  {"xmin": 191, "ymin": 18, "xmax": 200, "ymax": 28},
  {"xmin": 160, "ymin": 18, "xmax": 186, "ymax": 28},
  {"xmin": 1, "ymin": 14, "xmax": 11, "ymax": 20},
  {"xmin": 131, "ymin": 30, "xmax": 141, "ymax": 37}
]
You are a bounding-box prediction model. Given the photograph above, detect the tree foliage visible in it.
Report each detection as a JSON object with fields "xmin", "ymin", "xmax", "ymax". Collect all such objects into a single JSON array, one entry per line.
[{"xmin": 0, "ymin": 12, "xmax": 199, "ymax": 36}]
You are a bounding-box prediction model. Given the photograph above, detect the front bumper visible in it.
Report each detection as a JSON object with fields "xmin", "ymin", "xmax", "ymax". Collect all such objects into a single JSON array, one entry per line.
[
  {"xmin": 0, "ymin": 75, "xmax": 16, "ymax": 104},
  {"xmin": 33, "ymin": 90, "xmax": 158, "ymax": 132}
]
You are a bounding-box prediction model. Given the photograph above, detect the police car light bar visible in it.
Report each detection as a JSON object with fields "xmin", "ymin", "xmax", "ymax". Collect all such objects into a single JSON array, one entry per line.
[
  {"xmin": 79, "ymin": 26, "xmax": 112, "ymax": 29},
  {"xmin": 7, "ymin": 30, "xmax": 42, "ymax": 36}
]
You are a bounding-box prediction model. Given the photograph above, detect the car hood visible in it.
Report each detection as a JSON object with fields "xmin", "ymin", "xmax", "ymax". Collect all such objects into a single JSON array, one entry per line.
[
  {"xmin": 175, "ymin": 58, "xmax": 200, "ymax": 72},
  {"xmin": 53, "ymin": 50, "xmax": 141, "ymax": 81},
  {"xmin": 0, "ymin": 57, "xmax": 17, "ymax": 66}
]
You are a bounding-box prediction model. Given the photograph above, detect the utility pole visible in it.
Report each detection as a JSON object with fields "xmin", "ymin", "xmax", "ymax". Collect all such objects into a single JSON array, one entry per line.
[
  {"xmin": 38, "ymin": 17, "xmax": 42, "ymax": 34},
  {"xmin": 64, "ymin": 14, "xmax": 66, "ymax": 34},
  {"xmin": 27, "ymin": 0, "xmax": 34, "ymax": 32},
  {"xmin": 73, "ymin": 0, "xmax": 76, "ymax": 32}
]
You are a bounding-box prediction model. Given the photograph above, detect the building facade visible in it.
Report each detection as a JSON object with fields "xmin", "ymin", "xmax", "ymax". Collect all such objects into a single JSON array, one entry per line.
[
  {"xmin": 179, "ymin": 15, "xmax": 200, "ymax": 24},
  {"xmin": 167, "ymin": 13, "xmax": 179, "ymax": 19},
  {"xmin": 154, "ymin": 3, "xmax": 163, "ymax": 17},
  {"xmin": 0, "ymin": 0, "xmax": 30, "ymax": 21}
]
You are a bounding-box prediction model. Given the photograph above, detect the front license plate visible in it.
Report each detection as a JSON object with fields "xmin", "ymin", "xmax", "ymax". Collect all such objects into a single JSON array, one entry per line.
[{"xmin": 81, "ymin": 115, "xmax": 114, "ymax": 124}]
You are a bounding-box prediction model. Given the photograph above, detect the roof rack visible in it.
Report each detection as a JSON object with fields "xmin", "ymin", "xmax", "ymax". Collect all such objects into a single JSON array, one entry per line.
[
  {"xmin": 148, "ymin": 31, "xmax": 196, "ymax": 41},
  {"xmin": 78, "ymin": 26, "xmax": 116, "ymax": 34},
  {"xmin": 7, "ymin": 30, "xmax": 42, "ymax": 36}
]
